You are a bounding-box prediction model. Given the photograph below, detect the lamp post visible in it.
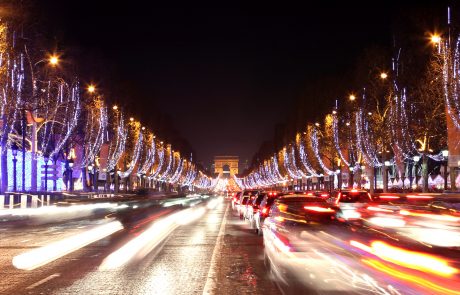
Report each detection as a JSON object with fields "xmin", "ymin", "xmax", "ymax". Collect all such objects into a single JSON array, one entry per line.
[
  {"xmin": 349, "ymin": 166, "xmax": 354, "ymax": 188},
  {"xmin": 44, "ymin": 154, "xmax": 49, "ymax": 192},
  {"xmin": 68, "ymin": 159, "xmax": 74, "ymax": 191},
  {"xmin": 384, "ymin": 160, "xmax": 391, "ymax": 192},
  {"xmin": 11, "ymin": 143, "xmax": 18, "ymax": 192},
  {"xmin": 93, "ymin": 162, "xmax": 98, "ymax": 193},
  {"xmin": 441, "ymin": 150, "xmax": 449, "ymax": 190},
  {"xmin": 87, "ymin": 164, "xmax": 93, "ymax": 191},
  {"xmin": 413, "ymin": 155, "xmax": 420, "ymax": 190},
  {"xmin": 361, "ymin": 165, "xmax": 366, "ymax": 189}
]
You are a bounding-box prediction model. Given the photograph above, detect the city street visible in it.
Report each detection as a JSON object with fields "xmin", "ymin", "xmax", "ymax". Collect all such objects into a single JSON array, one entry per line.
[{"xmin": 0, "ymin": 197, "xmax": 279, "ymax": 295}]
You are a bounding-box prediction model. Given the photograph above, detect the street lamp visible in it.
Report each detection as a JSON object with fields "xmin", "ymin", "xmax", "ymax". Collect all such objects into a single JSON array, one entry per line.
[
  {"xmin": 349, "ymin": 94, "xmax": 356, "ymax": 101},
  {"xmin": 113, "ymin": 105, "xmax": 118, "ymax": 110},
  {"xmin": 87, "ymin": 85, "xmax": 96, "ymax": 93},
  {"xmin": 380, "ymin": 72, "xmax": 388, "ymax": 79},
  {"xmin": 68, "ymin": 159, "xmax": 74, "ymax": 191},
  {"xmin": 412, "ymin": 155, "xmax": 420, "ymax": 190},
  {"xmin": 11, "ymin": 143, "xmax": 18, "ymax": 191},
  {"xmin": 431, "ymin": 34, "xmax": 441, "ymax": 45},
  {"xmin": 93, "ymin": 161, "xmax": 99, "ymax": 192},
  {"xmin": 87, "ymin": 164, "xmax": 93, "ymax": 191},
  {"xmin": 48, "ymin": 55, "xmax": 59, "ymax": 66},
  {"xmin": 442, "ymin": 150, "xmax": 449, "ymax": 190}
]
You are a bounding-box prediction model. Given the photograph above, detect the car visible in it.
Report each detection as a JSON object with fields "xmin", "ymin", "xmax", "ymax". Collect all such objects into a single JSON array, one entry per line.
[
  {"xmin": 262, "ymin": 195, "xmax": 341, "ymax": 291},
  {"xmin": 304, "ymin": 190, "xmax": 330, "ymax": 199},
  {"xmin": 327, "ymin": 189, "xmax": 372, "ymax": 222},
  {"xmin": 253, "ymin": 192, "xmax": 280, "ymax": 235},
  {"xmin": 261, "ymin": 194, "xmax": 452, "ymax": 294},
  {"xmin": 236, "ymin": 190, "xmax": 260, "ymax": 219},
  {"xmin": 231, "ymin": 191, "xmax": 242, "ymax": 210},
  {"xmin": 245, "ymin": 192, "xmax": 267, "ymax": 226}
]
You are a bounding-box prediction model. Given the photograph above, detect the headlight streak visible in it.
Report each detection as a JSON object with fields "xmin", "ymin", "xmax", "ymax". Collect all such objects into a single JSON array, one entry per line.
[
  {"xmin": 363, "ymin": 259, "xmax": 460, "ymax": 295},
  {"xmin": 350, "ymin": 240, "xmax": 458, "ymax": 277},
  {"xmin": 367, "ymin": 217, "xmax": 406, "ymax": 228},
  {"xmin": 0, "ymin": 202, "xmax": 125, "ymax": 217},
  {"xmin": 100, "ymin": 199, "xmax": 218, "ymax": 270},
  {"xmin": 313, "ymin": 250, "xmax": 396, "ymax": 294},
  {"xmin": 12, "ymin": 220, "xmax": 123, "ymax": 270}
]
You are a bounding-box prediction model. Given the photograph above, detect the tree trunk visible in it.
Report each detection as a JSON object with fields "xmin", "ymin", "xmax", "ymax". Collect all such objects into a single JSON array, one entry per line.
[
  {"xmin": 369, "ymin": 166, "xmax": 375, "ymax": 194},
  {"xmin": 349, "ymin": 170, "xmax": 354, "ymax": 188},
  {"xmin": 383, "ymin": 165, "xmax": 388, "ymax": 193},
  {"xmin": 82, "ymin": 168, "xmax": 88, "ymax": 192},
  {"xmin": 422, "ymin": 155, "xmax": 429, "ymax": 192},
  {"xmin": 382, "ymin": 152, "xmax": 388, "ymax": 193},
  {"xmin": 450, "ymin": 166, "xmax": 457, "ymax": 191},
  {"xmin": 113, "ymin": 167, "xmax": 120, "ymax": 194}
]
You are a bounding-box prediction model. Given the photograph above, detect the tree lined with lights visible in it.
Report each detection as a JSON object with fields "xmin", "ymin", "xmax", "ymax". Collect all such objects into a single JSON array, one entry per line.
[
  {"xmin": 0, "ymin": 11, "xmax": 212, "ymax": 193},
  {"xmin": 238, "ymin": 40, "xmax": 451, "ymax": 192}
]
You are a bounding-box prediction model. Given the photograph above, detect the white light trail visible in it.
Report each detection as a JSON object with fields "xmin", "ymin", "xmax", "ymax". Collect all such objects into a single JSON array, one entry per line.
[{"xmin": 13, "ymin": 220, "xmax": 123, "ymax": 270}]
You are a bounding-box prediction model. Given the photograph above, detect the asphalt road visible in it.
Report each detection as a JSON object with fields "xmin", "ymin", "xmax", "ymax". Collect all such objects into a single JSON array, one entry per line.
[{"xmin": 0, "ymin": 197, "xmax": 281, "ymax": 295}]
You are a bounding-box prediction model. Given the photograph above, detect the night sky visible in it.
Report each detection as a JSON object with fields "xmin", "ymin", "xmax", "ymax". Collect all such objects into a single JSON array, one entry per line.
[{"xmin": 35, "ymin": 1, "xmax": 449, "ymax": 170}]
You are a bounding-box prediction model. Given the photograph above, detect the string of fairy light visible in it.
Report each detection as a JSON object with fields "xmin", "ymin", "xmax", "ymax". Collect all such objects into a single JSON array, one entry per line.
[
  {"xmin": 0, "ymin": 18, "xmax": 213, "ymax": 191},
  {"xmin": 235, "ymin": 32, "xmax": 456, "ymax": 190}
]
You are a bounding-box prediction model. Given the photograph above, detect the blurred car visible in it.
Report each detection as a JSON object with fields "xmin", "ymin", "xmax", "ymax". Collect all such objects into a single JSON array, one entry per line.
[
  {"xmin": 262, "ymin": 194, "xmax": 460, "ymax": 294},
  {"xmin": 328, "ymin": 189, "xmax": 372, "ymax": 222},
  {"xmin": 236, "ymin": 190, "xmax": 259, "ymax": 219},
  {"xmin": 262, "ymin": 195, "xmax": 343, "ymax": 291},
  {"xmin": 245, "ymin": 192, "xmax": 267, "ymax": 225},
  {"xmin": 253, "ymin": 192, "xmax": 280, "ymax": 235},
  {"xmin": 304, "ymin": 190, "xmax": 330, "ymax": 199},
  {"xmin": 231, "ymin": 191, "xmax": 242, "ymax": 210}
]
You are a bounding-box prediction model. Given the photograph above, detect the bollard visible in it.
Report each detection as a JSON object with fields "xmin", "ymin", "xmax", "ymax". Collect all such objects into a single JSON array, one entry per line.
[
  {"xmin": 32, "ymin": 195, "xmax": 38, "ymax": 208},
  {"xmin": 21, "ymin": 195, "xmax": 27, "ymax": 209}
]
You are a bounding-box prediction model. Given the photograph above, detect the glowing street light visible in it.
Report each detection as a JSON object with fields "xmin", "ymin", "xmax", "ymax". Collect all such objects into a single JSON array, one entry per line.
[
  {"xmin": 87, "ymin": 85, "xmax": 96, "ymax": 93},
  {"xmin": 349, "ymin": 94, "xmax": 356, "ymax": 101},
  {"xmin": 431, "ymin": 34, "xmax": 441, "ymax": 45},
  {"xmin": 315, "ymin": 122, "xmax": 320, "ymax": 127},
  {"xmin": 49, "ymin": 55, "xmax": 59, "ymax": 66},
  {"xmin": 380, "ymin": 72, "xmax": 388, "ymax": 79},
  {"xmin": 113, "ymin": 105, "xmax": 118, "ymax": 110},
  {"xmin": 129, "ymin": 117, "xmax": 134, "ymax": 122}
]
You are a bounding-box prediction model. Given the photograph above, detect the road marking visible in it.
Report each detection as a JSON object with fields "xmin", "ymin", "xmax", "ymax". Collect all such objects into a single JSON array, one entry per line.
[
  {"xmin": 202, "ymin": 203, "xmax": 229, "ymax": 295},
  {"xmin": 26, "ymin": 273, "xmax": 60, "ymax": 289},
  {"xmin": 21, "ymin": 239, "xmax": 30, "ymax": 243}
]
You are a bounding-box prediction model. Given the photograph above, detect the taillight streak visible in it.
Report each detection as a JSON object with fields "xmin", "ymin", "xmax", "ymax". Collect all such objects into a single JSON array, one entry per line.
[{"xmin": 304, "ymin": 206, "xmax": 335, "ymax": 213}]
